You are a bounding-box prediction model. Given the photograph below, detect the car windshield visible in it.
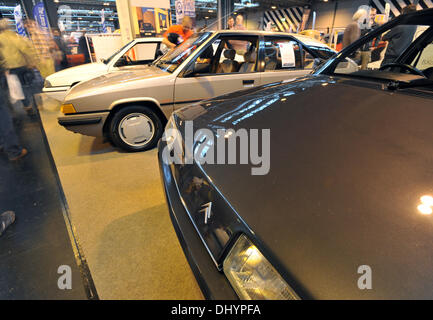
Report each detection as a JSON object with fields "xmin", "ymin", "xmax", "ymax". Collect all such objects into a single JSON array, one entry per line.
[
  {"xmin": 103, "ymin": 40, "xmax": 133, "ymax": 64},
  {"xmin": 321, "ymin": 14, "xmax": 433, "ymax": 85},
  {"xmin": 153, "ymin": 32, "xmax": 212, "ymax": 73}
]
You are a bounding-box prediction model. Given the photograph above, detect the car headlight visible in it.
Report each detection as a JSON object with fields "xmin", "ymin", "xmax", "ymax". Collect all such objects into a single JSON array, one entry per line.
[
  {"xmin": 60, "ymin": 103, "xmax": 76, "ymax": 114},
  {"xmin": 44, "ymin": 79, "xmax": 52, "ymax": 88},
  {"xmin": 223, "ymin": 234, "xmax": 299, "ymax": 300}
]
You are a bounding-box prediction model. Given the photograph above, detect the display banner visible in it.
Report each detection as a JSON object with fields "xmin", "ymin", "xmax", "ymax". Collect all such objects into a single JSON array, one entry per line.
[
  {"xmin": 14, "ymin": 5, "xmax": 26, "ymax": 37},
  {"xmin": 175, "ymin": 0, "xmax": 195, "ymax": 24},
  {"xmin": 33, "ymin": 2, "xmax": 50, "ymax": 32}
]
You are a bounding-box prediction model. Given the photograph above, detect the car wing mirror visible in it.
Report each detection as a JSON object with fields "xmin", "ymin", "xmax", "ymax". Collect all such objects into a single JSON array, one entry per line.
[
  {"xmin": 115, "ymin": 55, "xmax": 127, "ymax": 67},
  {"xmin": 183, "ymin": 67, "xmax": 196, "ymax": 77}
]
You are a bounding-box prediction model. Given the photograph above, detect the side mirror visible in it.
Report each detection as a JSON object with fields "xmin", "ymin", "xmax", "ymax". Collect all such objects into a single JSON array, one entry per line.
[
  {"xmin": 115, "ymin": 55, "xmax": 128, "ymax": 67},
  {"xmin": 183, "ymin": 67, "xmax": 196, "ymax": 78}
]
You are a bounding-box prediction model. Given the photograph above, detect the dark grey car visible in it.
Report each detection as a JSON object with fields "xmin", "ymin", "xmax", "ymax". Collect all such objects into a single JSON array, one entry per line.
[{"xmin": 158, "ymin": 9, "xmax": 433, "ymax": 299}]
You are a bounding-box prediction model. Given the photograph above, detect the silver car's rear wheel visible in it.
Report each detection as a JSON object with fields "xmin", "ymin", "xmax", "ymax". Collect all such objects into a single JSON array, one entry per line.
[
  {"xmin": 118, "ymin": 113, "xmax": 155, "ymax": 147},
  {"xmin": 109, "ymin": 105, "xmax": 164, "ymax": 152}
]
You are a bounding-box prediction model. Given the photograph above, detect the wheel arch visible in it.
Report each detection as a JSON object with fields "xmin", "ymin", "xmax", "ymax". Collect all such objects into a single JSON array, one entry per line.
[{"xmin": 102, "ymin": 99, "xmax": 168, "ymax": 138}]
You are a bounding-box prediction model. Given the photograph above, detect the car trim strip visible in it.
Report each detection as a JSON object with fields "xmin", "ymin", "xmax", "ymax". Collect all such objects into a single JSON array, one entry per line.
[
  {"xmin": 64, "ymin": 110, "xmax": 109, "ymax": 116},
  {"xmin": 58, "ymin": 118, "xmax": 102, "ymax": 126}
]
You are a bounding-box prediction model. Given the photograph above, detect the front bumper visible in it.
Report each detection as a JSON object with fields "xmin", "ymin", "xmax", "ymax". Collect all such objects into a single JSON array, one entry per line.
[
  {"xmin": 58, "ymin": 111, "xmax": 110, "ymax": 137},
  {"xmin": 42, "ymin": 86, "xmax": 70, "ymax": 102},
  {"xmin": 157, "ymin": 139, "xmax": 238, "ymax": 300}
]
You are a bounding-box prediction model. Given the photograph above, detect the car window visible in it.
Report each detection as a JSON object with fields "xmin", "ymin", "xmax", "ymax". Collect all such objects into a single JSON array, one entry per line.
[
  {"xmin": 328, "ymin": 24, "xmax": 432, "ymax": 77},
  {"xmin": 104, "ymin": 40, "xmax": 133, "ymax": 64},
  {"xmin": 154, "ymin": 32, "xmax": 212, "ymax": 73},
  {"xmin": 123, "ymin": 42, "xmax": 159, "ymax": 64},
  {"xmin": 412, "ymin": 40, "xmax": 433, "ymax": 70},
  {"xmin": 263, "ymin": 37, "xmax": 304, "ymax": 71},
  {"xmin": 187, "ymin": 35, "xmax": 259, "ymax": 75}
]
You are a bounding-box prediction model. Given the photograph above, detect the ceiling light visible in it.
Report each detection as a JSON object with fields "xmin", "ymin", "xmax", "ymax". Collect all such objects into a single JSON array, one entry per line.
[{"xmin": 271, "ymin": 5, "xmax": 277, "ymax": 9}]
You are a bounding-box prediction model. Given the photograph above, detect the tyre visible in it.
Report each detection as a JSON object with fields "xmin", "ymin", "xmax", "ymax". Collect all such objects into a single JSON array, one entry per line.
[{"xmin": 109, "ymin": 105, "xmax": 164, "ymax": 152}]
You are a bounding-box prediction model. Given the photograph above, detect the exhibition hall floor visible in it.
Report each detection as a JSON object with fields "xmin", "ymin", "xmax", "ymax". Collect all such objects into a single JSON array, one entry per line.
[{"xmin": 38, "ymin": 96, "xmax": 203, "ymax": 300}]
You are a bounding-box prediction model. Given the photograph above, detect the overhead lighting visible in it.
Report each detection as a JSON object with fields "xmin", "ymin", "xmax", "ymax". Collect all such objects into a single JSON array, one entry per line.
[
  {"xmin": 103, "ymin": 2, "xmax": 110, "ymax": 5},
  {"xmin": 205, "ymin": 16, "xmax": 209, "ymax": 19},
  {"xmin": 418, "ymin": 195, "xmax": 433, "ymax": 215},
  {"xmin": 77, "ymin": 17, "xmax": 82, "ymax": 20},
  {"xmin": 271, "ymin": 5, "xmax": 277, "ymax": 9},
  {"xmin": 208, "ymin": 9, "xmax": 213, "ymax": 12}
]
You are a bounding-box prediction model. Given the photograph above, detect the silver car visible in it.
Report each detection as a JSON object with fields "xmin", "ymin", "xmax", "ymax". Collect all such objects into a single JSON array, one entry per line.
[{"xmin": 58, "ymin": 30, "xmax": 344, "ymax": 152}]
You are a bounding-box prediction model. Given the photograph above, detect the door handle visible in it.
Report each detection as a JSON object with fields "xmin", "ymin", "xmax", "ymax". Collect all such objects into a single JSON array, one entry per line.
[{"xmin": 242, "ymin": 80, "xmax": 254, "ymax": 85}]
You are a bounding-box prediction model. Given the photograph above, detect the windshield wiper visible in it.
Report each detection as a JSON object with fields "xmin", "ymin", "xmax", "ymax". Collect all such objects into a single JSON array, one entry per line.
[{"xmin": 386, "ymin": 78, "xmax": 433, "ymax": 91}]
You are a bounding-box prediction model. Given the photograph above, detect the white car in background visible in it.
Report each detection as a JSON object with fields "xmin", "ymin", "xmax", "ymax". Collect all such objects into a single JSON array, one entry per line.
[{"xmin": 43, "ymin": 37, "xmax": 164, "ymax": 101}]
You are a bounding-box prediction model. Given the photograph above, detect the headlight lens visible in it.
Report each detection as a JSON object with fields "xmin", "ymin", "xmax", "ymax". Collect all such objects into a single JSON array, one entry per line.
[
  {"xmin": 60, "ymin": 104, "xmax": 76, "ymax": 114},
  {"xmin": 44, "ymin": 79, "xmax": 52, "ymax": 88},
  {"xmin": 223, "ymin": 234, "xmax": 298, "ymax": 300}
]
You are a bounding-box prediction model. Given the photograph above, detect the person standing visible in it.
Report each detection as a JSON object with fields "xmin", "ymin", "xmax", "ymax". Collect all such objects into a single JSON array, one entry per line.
[
  {"xmin": 0, "ymin": 49, "xmax": 28, "ymax": 161},
  {"xmin": 0, "ymin": 19, "xmax": 37, "ymax": 111},
  {"xmin": 78, "ymin": 35, "xmax": 91, "ymax": 64},
  {"xmin": 381, "ymin": 4, "xmax": 417, "ymax": 67},
  {"xmin": 52, "ymin": 29, "xmax": 69, "ymax": 71},
  {"xmin": 162, "ymin": 16, "xmax": 194, "ymax": 50},
  {"xmin": 227, "ymin": 16, "xmax": 235, "ymax": 30},
  {"xmin": 342, "ymin": 9, "xmax": 366, "ymax": 49},
  {"xmin": 235, "ymin": 14, "xmax": 246, "ymax": 30}
]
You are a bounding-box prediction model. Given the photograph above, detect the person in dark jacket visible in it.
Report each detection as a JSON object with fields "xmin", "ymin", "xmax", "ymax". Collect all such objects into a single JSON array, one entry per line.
[
  {"xmin": 381, "ymin": 5, "xmax": 417, "ymax": 66},
  {"xmin": 78, "ymin": 35, "xmax": 90, "ymax": 63},
  {"xmin": 52, "ymin": 29, "xmax": 69, "ymax": 71}
]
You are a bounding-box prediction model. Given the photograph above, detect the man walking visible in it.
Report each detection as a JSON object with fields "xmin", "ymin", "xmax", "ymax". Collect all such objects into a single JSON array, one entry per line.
[{"xmin": 0, "ymin": 33, "xmax": 27, "ymax": 161}]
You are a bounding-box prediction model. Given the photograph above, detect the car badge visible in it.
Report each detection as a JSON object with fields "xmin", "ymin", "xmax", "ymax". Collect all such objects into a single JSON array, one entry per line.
[{"xmin": 199, "ymin": 202, "xmax": 212, "ymax": 224}]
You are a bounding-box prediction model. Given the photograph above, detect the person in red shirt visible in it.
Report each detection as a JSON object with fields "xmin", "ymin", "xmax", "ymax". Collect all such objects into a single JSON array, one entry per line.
[{"xmin": 163, "ymin": 16, "xmax": 194, "ymax": 49}]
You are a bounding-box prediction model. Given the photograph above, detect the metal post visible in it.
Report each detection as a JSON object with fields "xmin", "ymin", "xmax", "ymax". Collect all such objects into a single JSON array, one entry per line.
[{"xmin": 217, "ymin": 0, "xmax": 222, "ymax": 30}]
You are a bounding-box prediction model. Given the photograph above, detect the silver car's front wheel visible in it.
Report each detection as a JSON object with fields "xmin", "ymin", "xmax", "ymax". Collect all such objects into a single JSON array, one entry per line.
[
  {"xmin": 118, "ymin": 113, "xmax": 155, "ymax": 147},
  {"xmin": 109, "ymin": 105, "xmax": 164, "ymax": 152}
]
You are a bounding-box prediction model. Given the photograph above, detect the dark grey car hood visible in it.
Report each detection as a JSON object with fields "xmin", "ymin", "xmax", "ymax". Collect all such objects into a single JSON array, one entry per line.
[{"xmin": 177, "ymin": 75, "xmax": 433, "ymax": 299}]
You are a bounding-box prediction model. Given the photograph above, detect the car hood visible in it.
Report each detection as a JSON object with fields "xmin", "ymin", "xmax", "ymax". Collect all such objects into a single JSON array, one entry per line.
[
  {"xmin": 176, "ymin": 75, "xmax": 433, "ymax": 299},
  {"xmin": 46, "ymin": 62, "xmax": 108, "ymax": 86},
  {"xmin": 65, "ymin": 65, "xmax": 169, "ymax": 100}
]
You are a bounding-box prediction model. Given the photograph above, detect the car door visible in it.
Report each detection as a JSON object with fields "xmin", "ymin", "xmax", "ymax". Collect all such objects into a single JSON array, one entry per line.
[
  {"xmin": 173, "ymin": 34, "xmax": 261, "ymax": 110},
  {"xmin": 260, "ymin": 36, "xmax": 312, "ymax": 86}
]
